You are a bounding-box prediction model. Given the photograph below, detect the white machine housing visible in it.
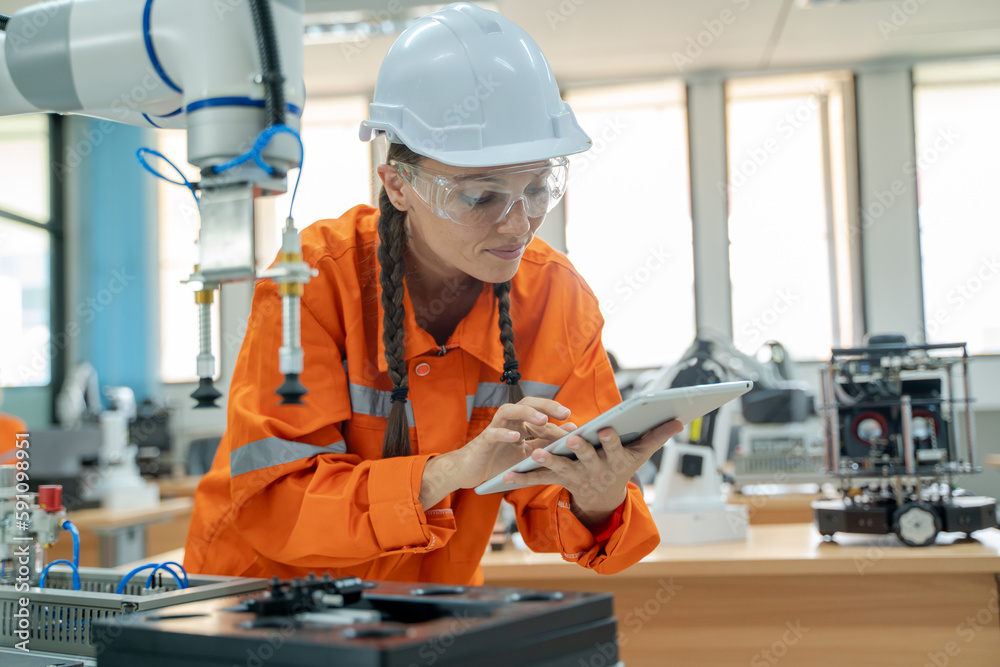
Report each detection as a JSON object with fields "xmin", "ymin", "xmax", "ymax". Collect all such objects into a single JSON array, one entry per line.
[
  {"xmin": 639, "ymin": 346, "xmax": 749, "ymax": 544},
  {"xmin": 650, "ymin": 403, "xmax": 748, "ymax": 544}
]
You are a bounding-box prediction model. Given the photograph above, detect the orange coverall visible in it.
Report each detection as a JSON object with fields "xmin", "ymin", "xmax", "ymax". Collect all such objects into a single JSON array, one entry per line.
[
  {"xmin": 0, "ymin": 413, "xmax": 27, "ymax": 465},
  {"xmin": 184, "ymin": 205, "xmax": 660, "ymax": 584}
]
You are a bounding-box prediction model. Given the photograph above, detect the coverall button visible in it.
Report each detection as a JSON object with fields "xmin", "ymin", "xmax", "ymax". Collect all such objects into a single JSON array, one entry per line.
[{"xmin": 415, "ymin": 363, "xmax": 430, "ymax": 377}]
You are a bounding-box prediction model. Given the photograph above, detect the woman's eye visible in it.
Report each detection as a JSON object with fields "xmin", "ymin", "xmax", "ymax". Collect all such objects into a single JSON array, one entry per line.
[{"xmin": 459, "ymin": 191, "xmax": 499, "ymax": 207}]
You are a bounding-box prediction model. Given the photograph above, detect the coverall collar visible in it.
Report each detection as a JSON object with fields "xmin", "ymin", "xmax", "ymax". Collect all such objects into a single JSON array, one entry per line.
[{"xmin": 375, "ymin": 276, "xmax": 506, "ymax": 374}]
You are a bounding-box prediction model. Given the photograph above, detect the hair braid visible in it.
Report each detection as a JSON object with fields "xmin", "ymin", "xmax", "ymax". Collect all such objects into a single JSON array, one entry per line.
[
  {"xmin": 494, "ymin": 281, "xmax": 525, "ymax": 404},
  {"xmin": 378, "ymin": 183, "xmax": 412, "ymax": 459}
]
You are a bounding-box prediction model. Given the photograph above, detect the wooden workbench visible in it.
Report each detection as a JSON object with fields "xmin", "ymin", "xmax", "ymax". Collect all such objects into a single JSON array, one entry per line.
[
  {"xmin": 481, "ymin": 524, "xmax": 1000, "ymax": 667},
  {"xmin": 47, "ymin": 498, "xmax": 194, "ymax": 567},
  {"xmin": 726, "ymin": 491, "xmax": 819, "ymax": 524},
  {"xmin": 155, "ymin": 475, "xmax": 203, "ymax": 498}
]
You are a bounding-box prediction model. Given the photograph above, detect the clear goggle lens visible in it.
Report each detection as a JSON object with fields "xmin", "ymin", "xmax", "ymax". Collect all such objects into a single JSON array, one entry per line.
[{"xmin": 391, "ymin": 158, "xmax": 569, "ymax": 227}]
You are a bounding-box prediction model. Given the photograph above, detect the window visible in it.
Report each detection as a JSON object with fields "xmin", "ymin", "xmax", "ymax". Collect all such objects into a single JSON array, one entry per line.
[
  {"xmin": 264, "ymin": 97, "xmax": 373, "ymax": 266},
  {"xmin": 157, "ymin": 97, "xmax": 372, "ymax": 383},
  {"xmin": 0, "ymin": 116, "xmax": 54, "ymax": 387},
  {"xmin": 564, "ymin": 82, "xmax": 695, "ymax": 369},
  {"xmin": 156, "ymin": 129, "xmax": 220, "ymax": 384},
  {"xmin": 726, "ymin": 72, "xmax": 859, "ymax": 360},
  {"xmin": 915, "ymin": 61, "xmax": 1000, "ymax": 355}
]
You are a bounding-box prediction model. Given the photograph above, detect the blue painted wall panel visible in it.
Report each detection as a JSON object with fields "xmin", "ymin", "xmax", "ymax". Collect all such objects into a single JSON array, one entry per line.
[{"xmin": 75, "ymin": 119, "xmax": 158, "ymax": 404}]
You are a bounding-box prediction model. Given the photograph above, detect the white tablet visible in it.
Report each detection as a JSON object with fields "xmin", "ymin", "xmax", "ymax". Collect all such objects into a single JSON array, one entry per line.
[{"xmin": 474, "ymin": 380, "xmax": 753, "ymax": 495}]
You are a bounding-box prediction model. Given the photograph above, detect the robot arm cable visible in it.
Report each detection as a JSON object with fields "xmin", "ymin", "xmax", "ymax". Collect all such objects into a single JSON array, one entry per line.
[
  {"xmin": 137, "ymin": 148, "xmax": 200, "ymax": 209},
  {"xmin": 249, "ymin": 0, "xmax": 286, "ymax": 128}
]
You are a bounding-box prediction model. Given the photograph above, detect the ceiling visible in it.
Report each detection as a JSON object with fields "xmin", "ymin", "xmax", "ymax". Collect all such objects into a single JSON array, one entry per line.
[{"xmin": 2, "ymin": 0, "xmax": 999, "ymax": 97}]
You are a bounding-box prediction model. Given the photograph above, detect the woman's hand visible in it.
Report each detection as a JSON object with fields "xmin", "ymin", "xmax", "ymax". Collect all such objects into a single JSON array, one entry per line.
[
  {"xmin": 418, "ymin": 397, "xmax": 573, "ymax": 508},
  {"xmin": 453, "ymin": 397, "xmax": 576, "ymax": 488},
  {"xmin": 501, "ymin": 419, "xmax": 684, "ymax": 517}
]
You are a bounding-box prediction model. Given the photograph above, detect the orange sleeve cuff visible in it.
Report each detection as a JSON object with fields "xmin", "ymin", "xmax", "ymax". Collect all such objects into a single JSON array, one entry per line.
[
  {"xmin": 591, "ymin": 501, "xmax": 626, "ymax": 543},
  {"xmin": 367, "ymin": 454, "xmax": 436, "ymax": 551}
]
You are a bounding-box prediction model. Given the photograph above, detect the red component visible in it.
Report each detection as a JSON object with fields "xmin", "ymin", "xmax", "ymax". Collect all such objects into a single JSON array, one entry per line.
[
  {"xmin": 38, "ymin": 485, "xmax": 64, "ymax": 512},
  {"xmin": 851, "ymin": 411, "xmax": 889, "ymax": 445}
]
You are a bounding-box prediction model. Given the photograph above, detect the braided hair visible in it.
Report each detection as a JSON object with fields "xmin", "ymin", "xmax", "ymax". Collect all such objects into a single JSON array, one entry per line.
[
  {"xmin": 494, "ymin": 281, "xmax": 525, "ymax": 404},
  {"xmin": 378, "ymin": 143, "xmax": 526, "ymax": 458}
]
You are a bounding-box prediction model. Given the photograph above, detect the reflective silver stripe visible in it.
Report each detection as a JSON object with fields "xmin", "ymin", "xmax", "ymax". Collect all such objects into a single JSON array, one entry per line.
[
  {"xmin": 231, "ymin": 437, "xmax": 346, "ymax": 478},
  {"xmin": 470, "ymin": 383, "xmax": 508, "ymax": 411},
  {"xmin": 466, "ymin": 380, "xmax": 562, "ymax": 419},
  {"xmin": 347, "ymin": 381, "xmax": 415, "ymax": 427},
  {"xmin": 521, "ymin": 380, "xmax": 561, "ymax": 400}
]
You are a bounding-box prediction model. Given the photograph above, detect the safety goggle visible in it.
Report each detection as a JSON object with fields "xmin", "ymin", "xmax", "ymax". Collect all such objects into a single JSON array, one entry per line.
[{"xmin": 389, "ymin": 157, "xmax": 569, "ymax": 227}]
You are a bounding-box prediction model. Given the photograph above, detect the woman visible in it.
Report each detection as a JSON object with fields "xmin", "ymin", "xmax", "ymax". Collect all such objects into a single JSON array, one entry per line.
[{"xmin": 184, "ymin": 3, "xmax": 680, "ymax": 585}]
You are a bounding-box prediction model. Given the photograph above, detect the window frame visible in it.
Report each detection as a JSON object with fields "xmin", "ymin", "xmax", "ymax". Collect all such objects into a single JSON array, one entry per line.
[
  {"xmin": 0, "ymin": 114, "xmax": 65, "ymax": 419},
  {"xmin": 560, "ymin": 79, "xmax": 697, "ymax": 371},
  {"xmin": 912, "ymin": 65, "xmax": 1000, "ymax": 358},
  {"xmin": 723, "ymin": 71, "xmax": 863, "ymax": 361}
]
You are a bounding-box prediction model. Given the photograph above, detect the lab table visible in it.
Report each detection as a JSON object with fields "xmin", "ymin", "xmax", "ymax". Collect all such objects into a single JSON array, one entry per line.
[
  {"xmin": 480, "ymin": 523, "xmax": 1000, "ymax": 667},
  {"xmin": 47, "ymin": 498, "xmax": 194, "ymax": 567}
]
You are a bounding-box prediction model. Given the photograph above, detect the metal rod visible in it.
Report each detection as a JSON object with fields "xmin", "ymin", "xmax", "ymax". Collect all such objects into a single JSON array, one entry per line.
[
  {"xmin": 962, "ymin": 350, "xmax": 977, "ymax": 468},
  {"xmin": 823, "ymin": 364, "xmax": 840, "ymax": 475},
  {"xmin": 199, "ymin": 302, "xmax": 212, "ymax": 355},
  {"xmin": 946, "ymin": 362, "xmax": 957, "ymax": 462},
  {"xmin": 901, "ymin": 394, "xmax": 915, "ymax": 474},
  {"xmin": 279, "ymin": 295, "xmax": 302, "ymax": 375},
  {"xmin": 282, "ymin": 295, "xmax": 298, "ymax": 350}
]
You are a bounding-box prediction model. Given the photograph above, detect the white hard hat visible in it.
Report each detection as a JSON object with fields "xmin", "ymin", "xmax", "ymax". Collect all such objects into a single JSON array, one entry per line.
[{"xmin": 359, "ymin": 2, "xmax": 591, "ymax": 167}]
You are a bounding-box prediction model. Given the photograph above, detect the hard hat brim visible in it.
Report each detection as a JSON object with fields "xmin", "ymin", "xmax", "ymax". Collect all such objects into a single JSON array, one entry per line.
[{"xmin": 360, "ymin": 122, "xmax": 592, "ymax": 168}]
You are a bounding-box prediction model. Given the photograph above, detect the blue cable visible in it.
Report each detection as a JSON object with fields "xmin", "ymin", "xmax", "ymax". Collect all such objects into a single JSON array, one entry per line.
[
  {"xmin": 211, "ymin": 123, "xmax": 305, "ymax": 220},
  {"xmin": 144, "ymin": 561, "xmax": 189, "ymax": 590},
  {"xmin": 40, "ymin": 560, "xmax": 81, "ymax": 591},
  {"xmin": 136, "ymin": 147, "xmax": 200, "ymax": 210},
  {"xmin": 61, "ymin": 520, "xmax": 81, "ymax": 570},
  {"xmin": 115, "ymin": 563, "xmax": 184, "ymax": 595}
]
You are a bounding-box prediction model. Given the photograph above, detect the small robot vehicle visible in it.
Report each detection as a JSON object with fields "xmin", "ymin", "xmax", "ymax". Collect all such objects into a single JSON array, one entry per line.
[{"xmin": 812, "ymin": 335, "xmax": 997, "ymax": 546}]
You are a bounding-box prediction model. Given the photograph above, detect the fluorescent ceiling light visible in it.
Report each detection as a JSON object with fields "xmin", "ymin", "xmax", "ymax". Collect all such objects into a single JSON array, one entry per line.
[{"xmin": 303, "ymin": 3, "xmax": 498, "ymax": 45}]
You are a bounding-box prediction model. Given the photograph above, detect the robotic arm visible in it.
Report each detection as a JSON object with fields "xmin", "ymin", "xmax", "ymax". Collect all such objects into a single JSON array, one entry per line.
[{"xmin": 0, "ymin": 0, "xmax": 314, "ymax": 406}]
